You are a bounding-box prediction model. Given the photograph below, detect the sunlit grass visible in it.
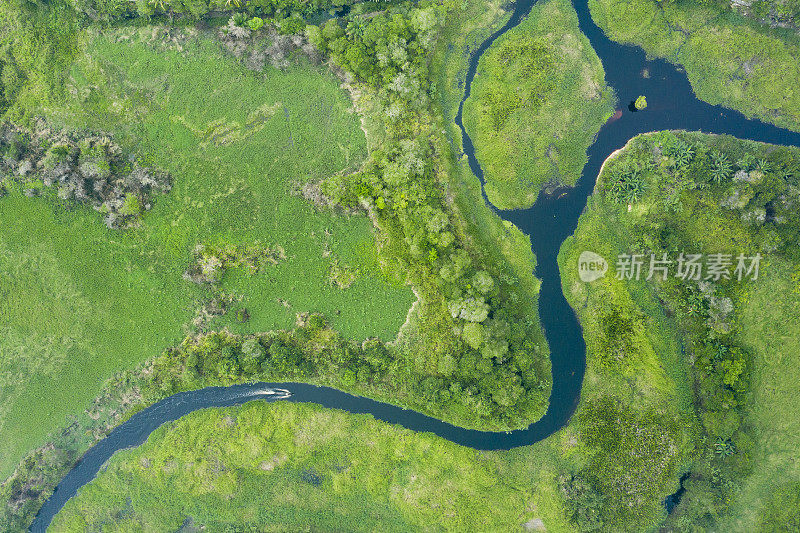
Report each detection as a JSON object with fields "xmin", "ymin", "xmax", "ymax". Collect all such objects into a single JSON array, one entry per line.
[
  {"xmin": 50, "ymin": 401, "xmax": 533, "ymax": 532},
  {"xmin": 0, "ymin": 27, "xmax": 413, "ymax": 477}
]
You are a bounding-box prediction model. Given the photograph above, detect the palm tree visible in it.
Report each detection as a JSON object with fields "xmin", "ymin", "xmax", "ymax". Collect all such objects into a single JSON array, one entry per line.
[
  {"xmin": 347, "ymin": 17, "xmax": 367, "ymax": 39},
  {"xmin": 737, "ymin": 153, "xmax": 756, "ymax": 171},
  {"xmin": 670, "ymin": 139, "xmax": 695, "ymax": 169},
  {"xmin": 710, "ymin": 151, "xmax": 732, "ymax": 183},
  {"xmin": 714, "ymin": 438, "xmax": 736, "ymax": 457},
  {"xmin": 608, "ymin": 163, "xmax": 646, "ymax": 204},
  {"xmin": 757, "ymin": 158, "xmax": 772, "ymax": 173}
]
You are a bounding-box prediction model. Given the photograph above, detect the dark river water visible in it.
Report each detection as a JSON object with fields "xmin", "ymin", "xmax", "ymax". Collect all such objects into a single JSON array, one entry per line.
[{"xmin": 30, "ymin": 0, "xmax": 800, "ymax": 530}]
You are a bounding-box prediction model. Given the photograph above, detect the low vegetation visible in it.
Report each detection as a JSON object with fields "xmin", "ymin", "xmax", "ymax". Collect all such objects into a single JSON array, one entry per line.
[
  {"xmin": 6, "ymin": 0, "xmax": 800, "ymax": 529},
  {"xmin": 0, "ymin": 19, "xmax": 413, "ymax": 480},
  {"xmin": 49, "ymin": 402, "xmax": 534, "ymax": 532},
  {"xmin": 0, "ymin": 121, "xmax": 172, "ymax": 228},
  {"xmin": 463, "ymin": 0, "xmax": 615, "ymax": 209},
  {"xmin": 560, "ymin": 130, "xmax": 800, "ymax": 531},
  {"xmin": 1, "ymin": 0, "xmax": 552, "ymax": 492},
  {"xmin": 735, "ymin": 0, "xmax": 800, "ymax": 29},
  {"xmin": 588, "ymin": 0, "xmax": 800, "ymax": 131}
]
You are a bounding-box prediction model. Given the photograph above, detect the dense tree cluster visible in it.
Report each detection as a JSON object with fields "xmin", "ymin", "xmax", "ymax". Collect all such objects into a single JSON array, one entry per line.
[
  {"xmin": 218, "ymin": 15, "xmax": 323, "ymax": 69},
  {"xmin": 145, "ymin": 309, "xmax": 545, "ymax": 425},
  {"xmin": 64, "ymin": 0, "xmax": 360, "ymax": 22},
  {"xmin": 0, "ymin": 121, "xmax": 171, "ymax": 228},
  {"xmin": 736, "ymin": 0, "xmax": 800, "ymax": 28},
  {"xmin": 558, "ymin": 473, "xmax": 606, "ymax": 532},
  {"xmin": 604, "ymin": 132, "xmax": 800, "ymax": 248},
  {"xmin": 308, "ymin": 1, "xmax": 550, "ymax": 421}
]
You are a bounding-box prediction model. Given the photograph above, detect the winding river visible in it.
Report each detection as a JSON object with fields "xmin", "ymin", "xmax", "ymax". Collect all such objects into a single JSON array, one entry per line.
[{"xmin": 29, "ymin": 0, "xmax": 800, "ymax": 530}]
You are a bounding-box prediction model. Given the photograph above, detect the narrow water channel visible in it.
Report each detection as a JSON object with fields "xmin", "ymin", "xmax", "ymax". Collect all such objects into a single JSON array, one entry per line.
[{"xmin": 30, "ymin": 0, "xmax": 800, "ymax": 530}]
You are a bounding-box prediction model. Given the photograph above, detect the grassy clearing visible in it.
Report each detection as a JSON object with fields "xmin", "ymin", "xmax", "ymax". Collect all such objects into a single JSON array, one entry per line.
[
  {"xmin": 463, "ymin": 0, "xmax": 615, "ymax": 209},
  {"xmin": 0, "ymin": 26, "xmax": 412, "ymax": 478},
  {"xmin": 589, "ymin": 0, "xmax": 800, "ymax": 131},
  {"xmin": 49, "ymin": 401, "xmax": 535, "ymax": 532},
  {"xmin": 0, "ymin": 193, "xmax": 199, "ymax": 480}
]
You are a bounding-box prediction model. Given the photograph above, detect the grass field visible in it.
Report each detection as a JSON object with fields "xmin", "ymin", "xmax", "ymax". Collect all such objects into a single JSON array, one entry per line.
[
  {"xmin": 0, "ymin": 27, "xmax": 413, "ymax": 478},
  {"xmin": 49, "ymin": 401, "xmax": 536, "ymax": 532},
  {"xmin": 717, "ymin": 258, "xmax": 800, "ymax": 530},
  {"xmin": 462, "ymin": 0, "xmax": 615, "ymax": 209},
  {"xmin": 589, "ymin": 0, "xmax": 800, "ymax": 132}
]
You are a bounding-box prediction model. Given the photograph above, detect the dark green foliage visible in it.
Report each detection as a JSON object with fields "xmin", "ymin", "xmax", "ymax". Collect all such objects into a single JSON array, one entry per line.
[
  {"xmin": 713, "ymin": 437, "xmax": 736, "ymax": 457},
  {"xmin": 579, "ymin": 397, "xmax": 684, "ymax": 525},
  {"xmin": 66, "ymin": 0, "xmax": 362, "ymax": 21},
  {"xmin": 558, "ymin": 473, "xmax": 606, "ymax": 532},
  {"xmin": 310, "ymin": 0, "xmax": 551, "ymax": 423},
  {"xmin": 667, "ymin": 138, "xmax": 696, "ymax": 169},
  {"xmin": 710, "ymin": 151, "xmax": 733, "ymax": 183},
  {"xmin": 606, "ymin": 161, "xmax": 646, "ymax": 204},
  {"xmin": 597, "ymin": 306, "xmax": 637, "ymax": 365}
]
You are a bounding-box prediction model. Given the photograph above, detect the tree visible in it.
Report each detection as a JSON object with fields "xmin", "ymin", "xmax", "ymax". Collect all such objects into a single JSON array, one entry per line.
[
  {"xmin": 472, "ymin": 270, "xmax": 494, "ymax": 294},
  {"xmin": 448, "ymin": 296, "xmax": 490, "ymax": 323},
  {"xmin": 714, "ymin": 437, "xmax": 736, "ymax": 457},
  {"xmin": 462, "ymin": 322, "xmax": 485, "ymax": 349},
  {"xmin": 710, "ymin": 151, "xmax": 732, "ymax": 183},
  {"xmin": 559, "ymin": 473, "xmax": 606, "ymax": 532},
  {"xmin": 607, "ymin": 162, "xmax": 646, "ymax": 204},
  {"xmin": 437, "ymin": 354, "xmax": 457, "ymax": 376},
  {"xmin": 240, "ymin": 338, "xmax": 264, "ymax": 374}
]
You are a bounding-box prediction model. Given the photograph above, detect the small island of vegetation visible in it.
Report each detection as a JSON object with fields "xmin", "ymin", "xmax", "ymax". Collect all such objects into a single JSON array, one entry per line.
[{"xmin": 462, "ymin": 0, "xmax": 615, "ymax": 209}]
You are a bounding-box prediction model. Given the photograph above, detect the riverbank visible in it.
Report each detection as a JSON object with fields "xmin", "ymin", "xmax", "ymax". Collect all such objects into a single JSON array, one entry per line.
[
  {"xmin": 588, "ymin": 0, "xmax": 800, "ymax": 132},
  {"xmin": 47, "ymin": 402, "xmax": 538, "ymax": 532}
]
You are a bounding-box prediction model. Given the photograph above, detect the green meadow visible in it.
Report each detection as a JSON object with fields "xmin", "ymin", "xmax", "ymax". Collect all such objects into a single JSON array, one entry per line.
[
  {"xmin": 50, "ymin": 401, "xmax": 536, "ymax": 532},
  {"xmin": 717, "ymin": 258, "xmax": 800, "ymax": 530},
  {"xmin": 462, "ymin": 0, "xmax": 615, "ymax": 209},
  {"xmin": 0, "ymin": 27, "xmax": 413, "ymax": 478}
]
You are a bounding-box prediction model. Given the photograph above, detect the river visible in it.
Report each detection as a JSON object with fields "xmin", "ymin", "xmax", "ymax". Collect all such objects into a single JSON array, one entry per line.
[{"xmin": 29, "ymin": 0, "xmax": 800, "ymax": 530}]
